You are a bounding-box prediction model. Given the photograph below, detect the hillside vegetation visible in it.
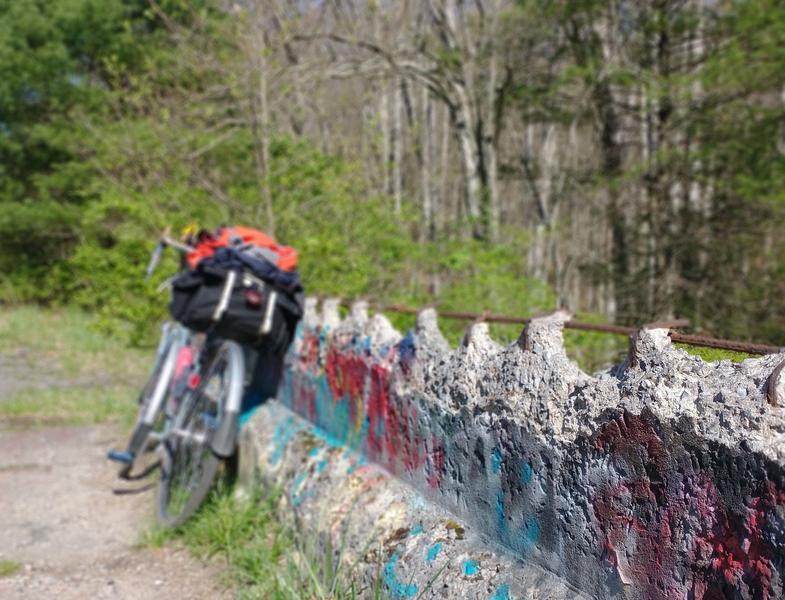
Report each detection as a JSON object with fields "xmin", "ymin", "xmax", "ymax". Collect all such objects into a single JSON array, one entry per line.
[{"xmin": 1, "ymin": 1, "xmax": 783, "ymax": 362}]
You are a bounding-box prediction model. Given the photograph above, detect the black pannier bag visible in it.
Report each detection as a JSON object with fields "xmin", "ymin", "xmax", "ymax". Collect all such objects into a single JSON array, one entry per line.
[{"xmin": 169, "ymin": 265, "xmax": 300, "ymax": 353}]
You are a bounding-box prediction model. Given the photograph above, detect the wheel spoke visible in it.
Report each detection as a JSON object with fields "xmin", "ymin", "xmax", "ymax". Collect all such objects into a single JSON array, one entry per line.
[{"xmin": 157, "ymin": 340, "xmax": 242, "ymax": 528}]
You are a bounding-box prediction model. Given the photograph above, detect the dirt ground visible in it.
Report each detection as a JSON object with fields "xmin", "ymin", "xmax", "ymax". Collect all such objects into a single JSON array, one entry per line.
[{"xmin": 0, "ymin": 421, "xmax": 230, "ymax": 599}]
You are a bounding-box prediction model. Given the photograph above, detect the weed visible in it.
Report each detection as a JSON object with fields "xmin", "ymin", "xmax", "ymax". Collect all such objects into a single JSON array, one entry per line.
[
  {"xmin": 158, "ymin": 486, "xmax": 403, "ymax": 600},
  {"xmin": 0, "ymin": 560, "xmax": 21, "ymax": 578}
]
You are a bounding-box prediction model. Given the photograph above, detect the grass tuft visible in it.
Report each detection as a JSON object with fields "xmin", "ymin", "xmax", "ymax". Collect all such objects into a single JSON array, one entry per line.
[
  {"xmin": 149, "ymin": 486, "xmax": 402, "ymax": 600},
  {"xmin": 0, "ymin": 560, "xmax": 21, "ymax": 578}
]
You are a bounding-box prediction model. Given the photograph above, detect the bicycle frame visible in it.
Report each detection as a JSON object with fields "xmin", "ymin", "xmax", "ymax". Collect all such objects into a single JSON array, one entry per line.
[{"xmin": 163, "ymin": 337, "xmax": 244, "ymax": 458}]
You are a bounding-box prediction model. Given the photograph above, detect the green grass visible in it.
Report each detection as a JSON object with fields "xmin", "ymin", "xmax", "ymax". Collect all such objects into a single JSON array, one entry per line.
[
  {"xmin": 0, "ymin": 385, "xmax": 138, "ymax": 428},
  {"xmin": 675, "ymin": 343, "xmax": 754, "ymax": 363},
  {"xmin": 144, "ymin": 487, "xmax": 398, "ymax": 600},
  {"xmin": 0, "ymin": 560, "xmax": 21, "ymax": 578},
  {"xmin": 0, "ymin": 305, "xmax": 150, "ymax": 380},
  {"xmin": 0, "ymin": 306, "xmax": 149, "ymax": 427}
]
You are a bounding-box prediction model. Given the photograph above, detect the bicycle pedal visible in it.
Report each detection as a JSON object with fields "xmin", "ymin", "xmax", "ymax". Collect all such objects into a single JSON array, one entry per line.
[{"xmin": 107, "ymin": 449, "xmax": 135, "ymax": 464}]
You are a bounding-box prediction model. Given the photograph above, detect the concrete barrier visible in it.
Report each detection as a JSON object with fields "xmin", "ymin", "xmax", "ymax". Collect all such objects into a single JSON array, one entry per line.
[{"xmin": 243, "ymin": 298, "xmax": 785, "ymax": 599}]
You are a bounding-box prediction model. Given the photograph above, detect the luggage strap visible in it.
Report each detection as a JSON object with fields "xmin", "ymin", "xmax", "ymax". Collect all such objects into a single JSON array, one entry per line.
[{"xmin": 212, "ymin": 270, "xmax": 237, "ymax": 322}]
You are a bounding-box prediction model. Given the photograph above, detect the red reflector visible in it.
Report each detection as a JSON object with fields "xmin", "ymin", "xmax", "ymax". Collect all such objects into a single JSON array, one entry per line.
[
  {"xmin": 245, "ymin": 288, "xmax": 263, "ymax": 308},
  {"xmin": 188, "ymin": 373, "xmax": 201, "ymax": 389}
]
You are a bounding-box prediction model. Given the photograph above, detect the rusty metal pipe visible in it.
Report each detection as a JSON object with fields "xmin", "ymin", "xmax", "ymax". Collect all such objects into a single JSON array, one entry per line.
[{"xmin": 323, "ymin": 298, "xmax": 782, "ymax": 356}]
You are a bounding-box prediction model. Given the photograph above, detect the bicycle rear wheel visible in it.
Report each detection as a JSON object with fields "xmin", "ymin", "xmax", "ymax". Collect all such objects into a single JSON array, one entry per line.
[{"xmin": 157, "ymin": 340, "xmax": 244, "ymax": 527}]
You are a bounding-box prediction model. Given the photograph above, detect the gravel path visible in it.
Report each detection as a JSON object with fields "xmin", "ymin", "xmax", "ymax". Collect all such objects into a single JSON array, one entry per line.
[{"xmin": 0, "ymin": 423, "xmax": 230, "ymax": 600}]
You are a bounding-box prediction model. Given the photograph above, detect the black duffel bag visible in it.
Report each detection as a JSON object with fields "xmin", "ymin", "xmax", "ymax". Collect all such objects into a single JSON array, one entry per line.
[{"xmin": 169, "ymin": 265, "xmax": 300, "ymax": 352}]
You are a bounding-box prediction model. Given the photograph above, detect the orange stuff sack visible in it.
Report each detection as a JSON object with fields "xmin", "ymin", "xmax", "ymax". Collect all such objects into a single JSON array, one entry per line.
[{"xmin": 186, "ymin": 226, "xmax": 298, "ymax": 272}]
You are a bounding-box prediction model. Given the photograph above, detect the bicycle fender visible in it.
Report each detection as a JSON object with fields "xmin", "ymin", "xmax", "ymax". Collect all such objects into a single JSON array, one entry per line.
[{"xmin": 211, "ymin": 410, "xmax": 238, "ymax": 457}]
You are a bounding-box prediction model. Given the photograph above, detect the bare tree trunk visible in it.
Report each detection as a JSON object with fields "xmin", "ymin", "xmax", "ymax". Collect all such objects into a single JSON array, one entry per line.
[
  {"xmin": 248, "ymin": 13, "xmax": 275, "ymax": 234},
  {"xmin": 392, "ymin": 78, "xmax": 403, "ymax": 215},
  {"xmin": 439, "ymin": 103, "xmax": 451, "ymax": 238},
  {"xmin": 453, "ymin": 92, "xmax": 483, "ymax": 238},
  {"xmin": 421, "ymin": 86, "xmax": 434, "ymax": 241},
  {"xmin": 380, "ymin": 81, "xmax": 391, "ymax": 195},
  {"xmin": 483, "ymin": 0, "xmax": 503, "ymax": 243}
]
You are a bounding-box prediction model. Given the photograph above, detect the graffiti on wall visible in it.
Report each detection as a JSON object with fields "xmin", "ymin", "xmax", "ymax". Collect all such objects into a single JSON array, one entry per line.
[{"xmin": 277, "ymin": 310, "xmax": 785, "ymax": 600}]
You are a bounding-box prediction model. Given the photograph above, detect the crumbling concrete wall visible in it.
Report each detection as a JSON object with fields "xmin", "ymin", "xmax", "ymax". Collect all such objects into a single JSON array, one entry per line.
[{"xmin": 247, "ymin": 298, "xmax": 785, "ymax": 600}]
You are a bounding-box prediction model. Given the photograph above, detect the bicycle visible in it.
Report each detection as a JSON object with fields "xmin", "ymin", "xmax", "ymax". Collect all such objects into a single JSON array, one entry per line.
[
  {"xmin": 108, "ymin": 233, "xmax": 246, "ymax": 527},
  {"xmin": 107, "ymin": 234, "xmax": 196, "ymax": 479}
]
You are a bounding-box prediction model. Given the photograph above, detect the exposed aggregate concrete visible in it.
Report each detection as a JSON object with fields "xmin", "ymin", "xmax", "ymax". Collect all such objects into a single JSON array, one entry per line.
[{"xmin": 245, "ymin": 298, "xmax": 785, "ymax": 600}]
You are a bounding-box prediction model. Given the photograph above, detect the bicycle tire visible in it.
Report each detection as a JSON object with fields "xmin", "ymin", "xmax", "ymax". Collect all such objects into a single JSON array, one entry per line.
[
  {"xmin": 157, "ymin": 339, "xmax": 244, "ymax": 527},
  {"xmin": 128, "ymin": 325, "xmax": 188, "ymax": 456},
  {"xmin": 136, "ymin": 322, "xmax": 175, "ymax": 407}
]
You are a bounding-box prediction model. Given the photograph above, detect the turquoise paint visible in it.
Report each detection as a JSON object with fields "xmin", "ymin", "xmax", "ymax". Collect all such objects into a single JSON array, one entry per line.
[
  {"xmin": 522, "ymin": 517, "xmax": 541, "ymax": 546},
  {"xmin": 490, "ymin": 583, "xmax": 512, "ymax": 600},
  {"xmin": 426, "ymin": 543, "xmax": 442, "ymax": 562},
  {"xmin": 290, "ymin": 471, "xmax": 310, "ymax": 507},
  {"xmin": 491, "ymin": 447, "xmax": 503, "ymax": 474},
  {"xmin": 310, "ymin": 419, "xmax": 346, "ymax": 449},
  {"xmin": 271, "ymin": 417, "xmax": 301, "ymax": 465},
  {"xmin": 521, "ymin": 462, "xmax": 533, "ymax": 484},
  {"xmin": 410, "ymin": 523, "xmax": 423, "ymax": 536},
  {"xmin": 463, "ymin": 560, "xmax": 479, "ymax": 576},
  {"xmin": 316, "ymin": 460, "xmax": 328, "ymax": 473},
  {"xmin": 383, "ymin": 553, "xmax": 417, "ymax": 598},
  {"xmin": 496, "ymin": 492, "xmax": 506, "ymax": 534},
  {"xmin": 238, "ymin": 404, "xmax": 260, "ymax": 428},
  {"xmin": 332, "ymin": 392, "xmax": 352, "ymax": 446},
  {"xmin": 308, "ymin": 447, "xmax": 319, "ymax": 457}
]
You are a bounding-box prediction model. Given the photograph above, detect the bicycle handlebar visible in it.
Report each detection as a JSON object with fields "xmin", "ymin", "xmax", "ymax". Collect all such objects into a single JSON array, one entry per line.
[
  {"xmin": 144, "ymin": 241, "xmax": 165, "ymax": 281},
  {"xmin": 144, "ymin": 231, "xmax": 196, "ymax": 281},
  {"xmin": 160, "ymin": 235, "xmax": 194, "ymax": 254}
]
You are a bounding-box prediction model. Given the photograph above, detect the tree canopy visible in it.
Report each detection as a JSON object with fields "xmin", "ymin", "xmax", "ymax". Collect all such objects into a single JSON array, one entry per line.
[{"xmin": 1, "ymin": 0, "xmax": 784, "ymax": 366}]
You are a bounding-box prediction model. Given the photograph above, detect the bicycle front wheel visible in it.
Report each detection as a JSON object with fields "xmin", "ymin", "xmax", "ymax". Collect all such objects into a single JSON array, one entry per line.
[
  {"xmin": 157, "ymin": 340, "xmax": 244, "ymax": 527},
  {"xmin": 122, "ymin": 325, "xmax": 183, "ymax": 461}
]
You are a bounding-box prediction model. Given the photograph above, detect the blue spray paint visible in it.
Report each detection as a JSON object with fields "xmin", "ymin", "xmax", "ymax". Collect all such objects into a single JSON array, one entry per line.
[
  {"xmin": 316, "ymin": 460, "xmax": 328, "ymax": 473},
  {"xmin": 410, "ymin": 523, "xmax": 423, "ymax": 536},
  {"xmin": 310, "ymin": 418, "xmax": 346, "ymax": 449},
  {"xmin": 491, "ymin": 447, "xmax": 503, "ymax": 474},
  {"xmin": 308, "ymin": 447, "xmax": 319, "ymax": 457},
  {"xmin": 333, "ymin": 394, "xmax": 353, "ymax": 447},
  {"xmin": 463, "ymin": 560, "xmax": 479, "ymax": 576},
  {"xmin": 521, "ymin": 462, "xmax": 533, "ymax": 484},
  {"xmin": 396, "ymin": 332, "xmax": 417, "ymax": 370},
  {"xmin": 490, "ymin": 583, "xmax": 512, "ymax": 600},
  {"xmin": 271, "ymin": 417, "xmax": 301, "ymax": 465},
  {"xmin": 290, "ymin": 471, "xmax": 311, "ymax": 507},
  {"xmin": 426, "ymin": 543, "xmax": 442, "ymax": 562},
  {"xmin": 496, "ymin": 492, "xmax": 507, "ymax": 535},
  {"xmin": 384, "ymin": 553, "xmax": 417, "ymax": 598},
  {"xmin": 521, "ymin": 517, "xmax": 541, "ymax": 548},
  {"xmin": 238, "ymin": 401, "xmax": 261, "ymax": 428}
]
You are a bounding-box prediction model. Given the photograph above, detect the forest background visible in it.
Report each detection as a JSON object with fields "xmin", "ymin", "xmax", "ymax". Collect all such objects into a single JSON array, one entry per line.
[{"xmin": 2, "ymin": 0, "xmax": 785, "ymax": 370}]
